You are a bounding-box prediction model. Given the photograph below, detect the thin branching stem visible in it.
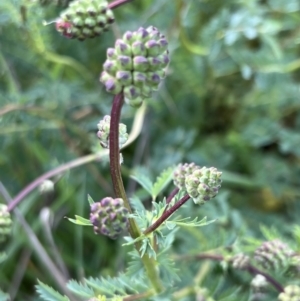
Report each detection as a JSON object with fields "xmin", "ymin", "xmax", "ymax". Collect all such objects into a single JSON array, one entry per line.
[
  {"xmin": 109, "ymin": 93, "xmax": 163, "ymax": 293},
  {"xmin": 7, "ymin": 152, "xmax": 106, "ymax": 212},
  {"xmin": 246, "ymin": 264, "xmax": 284, "ymax": 293},
  {"xmin": 0, "ymin": 183, "xmax": 79, "ymax": 301},
  {"xmin": 108, "ymin": 0, "xmax": 135, "ymax": 9},
  {"xmin": 166, "ymin": 187, "xmax": 180, "ymax": 204},
  {"xmin": 176, "ymin": 253, "xmax": 284, "ymax": 293},
  {"xmin": 144, "ymin": 194, "xmax": 190, "ymax": 235}
]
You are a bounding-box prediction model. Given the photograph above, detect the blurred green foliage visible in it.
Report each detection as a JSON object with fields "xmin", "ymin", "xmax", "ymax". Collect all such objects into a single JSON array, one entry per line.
[{"xmin": 1, "ymin": 0, "xmax": 300, "ymax": 300}]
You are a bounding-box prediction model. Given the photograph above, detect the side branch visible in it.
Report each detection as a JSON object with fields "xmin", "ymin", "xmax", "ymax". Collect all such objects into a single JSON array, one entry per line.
[
  {"xmin": 144, "ymin": 194, "xmax": 190, "ymax": 235},
  {"xmin": 108, "ymin": 0, "xmax": 134, "ymax": 10}
]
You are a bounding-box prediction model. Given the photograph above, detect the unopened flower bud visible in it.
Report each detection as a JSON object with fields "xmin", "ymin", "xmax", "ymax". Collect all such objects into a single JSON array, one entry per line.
[
  {"xmin": 116, "ymin": 71, "xmax": 132, "ymax": 86},
  {"xmin": 90, "ymin": 197, "xmax": 129, "ymax": 239},
  {"xmin": 100, "ymin": 26, "xmax": 169, "ymax": 107},
  {"xmin": 254, "ymin": 239, "xmax": 294, "ymax": 271},
  {"xmin": 115, "ymin": 39, "xmax": 131, "ymax": 56},
  {"xmin": 97, "ymin": 115, "xmax": 128, "ymax": 149},
  {"xmin": 39, "ymin": 180, "xmax": 55, "ymax": 194},
  {"xmin": 173, "ymin": 162, "xmax": 200, "ymax": 190},
  {"xmin": 56, "ymin": 0, "xmax": 114, "ymax": 40},
  {"xmin": 185, "ymin": 167, "xmax": 222, "ymax": 204},
  {"xmin": 231, "ymin": 253, "xmax": 250, "ymax": 270}
]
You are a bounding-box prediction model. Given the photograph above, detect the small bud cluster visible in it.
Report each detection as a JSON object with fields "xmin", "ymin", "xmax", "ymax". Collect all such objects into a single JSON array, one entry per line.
[
  {"xmin": 56, "ymin": 0, "xmax": 114, "ymax": 40},
  {"xmin": 185, "ymin": 167, "xmax": 222, "ymax": 205},
  {"xmin": 278, "ymin": 285, "xmax": 300, "ymax": 301},
  {"xmin": 254, "ymin": 239, "xmax": 294, "ymax": 271},
  {"xmin": 249, "ymin": 275, "xmax": 268, "ymax": 301},
  {"xmin": 90, "ymin": 197, "xmax": 129, "ymax": 239},
  {"xmin": 0, "ymin": 204, "xmax": 12, "ymax": 243},
  {"xmin": 173, "ymin": 162, "xmax": 199, "ymax": 189},
  {"xmin": 231, "ymin": 253, "xmax": 250, "ymax": 270},
  {"xmin": 251, "ymin": 275, "xmax": 268, "ymax": 290},
  {"xmin": 39, "ymin": 0, "xmax": 73, "ymax": 6},
  {"xmin": 100, "ymin": 26, "xmax": 169, "ymax": 107},
  {"xmin": 97, "ymin": 115, "xmax": 128, "ymax": 149},
  {"xmin": 39, "ymin": 179, "xmax": 55, "ymax": 194}
]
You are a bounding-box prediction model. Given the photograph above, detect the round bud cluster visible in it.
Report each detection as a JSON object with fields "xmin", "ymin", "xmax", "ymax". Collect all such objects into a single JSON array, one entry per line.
[
  {"xmin": 56, "ymin": 0, "xmax": 114, "ymax": 41},
  {"xmin": 185, "ymin": 167, "xmax": 222, "ymax": 205},
  {"xmin": 39, "ymin": 0, "xmax": 73, "ymax": 6},
  {"xmin": 251, "ymin": 275, "xmax": 268, "ymax": 290},
  {"xmin": 254, "ymin": 239, "xmax": 294, "ymax": 271},
  {"xmin": 278, "ymin": 285, "xmax": 300, "ymax": 301},
  {"xmin": 90, "ymin": 197, "xmax": 129, "ymax": 239},
  {"xmin": 100, "ymin": 26, "xmax": 169, "ymax": 107},
  {"xmin": 249, "ymin": 275, "xmax": 268, "ymax": 301},
  {"xmin": 97, "ymin": 115, "xmax": 128, "ymax": 149},
  {"xmin": 0, "ymin": 204, "xmax": 12, "ymax": 243},
  {"xmin": 231, "ymin": 253, "xmax": 250, "ymax": 270},
  {"xmin": 39, "ymin": 179, "xmax": 55, "ymax": 194},
  {"xmin": 173, "ymin": 162, "xmax": 200, "ymax": 190}
]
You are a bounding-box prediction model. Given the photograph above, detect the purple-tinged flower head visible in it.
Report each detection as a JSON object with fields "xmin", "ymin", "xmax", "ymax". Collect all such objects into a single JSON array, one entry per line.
[
  {"xmin": 97, "ymin": 115, "xmax": 128, "ymax": 149},
  {"xmin": 185, "ymin": 167, "xmax": 222, "ymax": 205},
  {"xmin": 173, "ymin": 162, "xmax": 200, "ymax": 190},
  {"xmin": 55, "ymin": 0, "xmax": 114, "ymax": 41},
  {"xmin": 231, "ymin": 253, "xmax": 250, "ymax": 270},
  {"xmin": 100, "ymin": 26, "xmax": 170, "ymax": 107},
  {"xmin": 254, "ymin": 239, "xmax": 294, "ymax": 271},
  {"xmin": 90, "ymin": 197, "xmax": 129, "ymax": 239},
  {"xmin": 0, "ymin": 204, "xmax": 12, "ymax": 244}
]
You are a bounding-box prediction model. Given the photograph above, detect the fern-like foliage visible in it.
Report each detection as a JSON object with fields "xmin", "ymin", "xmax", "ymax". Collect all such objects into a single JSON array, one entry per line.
[
  {"xmin": 131, "ymin": 167, "xmax": 174, "ymax": 200},
  {"xmin": 67, "ymin": 273, "xmax": 148, "ymax": 299},
  {"xmin": 35, "ymin": 280, "xmax": 69, "ymax": 301}
]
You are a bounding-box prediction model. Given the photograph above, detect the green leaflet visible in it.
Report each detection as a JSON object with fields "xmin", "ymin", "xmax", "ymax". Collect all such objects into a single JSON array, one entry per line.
[
  {"xmin": 131, "ymin": 167, "xmax": 174, "ymax": 200},
  {"xmin": 66, "ymin": 215, "xmax": 92, "ymax": 226},
  {"xmin": 151, "ymin": 167, "xmax": 174, "ymax": 200},
  {"xmin": 66, "ymin": 280, "xmax": 94, "ymax": 298},
  {"xmin": 35, "ymin": 280, "xmax": 69, "ymax": 301}
]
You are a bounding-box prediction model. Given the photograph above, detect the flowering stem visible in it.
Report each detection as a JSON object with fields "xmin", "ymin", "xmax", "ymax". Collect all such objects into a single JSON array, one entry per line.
[
  {"xmin": 7, "ymin": 152, "xmax": 107, "ymax": 212},
  {"xmin": 109, "ymin": 93, "xmax": 163, "ymax": 293},
  {"xmin": 246, "ymin": 264, "xmax": 284, "ymax": 292},
  {"xmin": 144, "ymin": 194, "xmax": 191, "ymax": 235},
  {"xmin": 108, "ymin": 0, "xmax": 134, "ymax": 10},
  {"xmin": 177, "ymin": 253, "xmax": 284, "ymax": 293},
  {"xmin": 109, "ymin": 94, "xmax": 137, "ymax": 231}
]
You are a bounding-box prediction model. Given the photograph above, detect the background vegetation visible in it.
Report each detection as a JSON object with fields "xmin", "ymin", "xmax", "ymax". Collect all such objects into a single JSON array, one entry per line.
[{"xmin": 1, "ymin": 0, "xmax": 300, "ymax": 300}]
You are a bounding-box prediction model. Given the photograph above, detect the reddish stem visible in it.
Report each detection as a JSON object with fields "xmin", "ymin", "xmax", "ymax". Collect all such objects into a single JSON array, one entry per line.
[
  {"xmin": 182, "ymin": 253, "xmax": 284, "ymax": 293},
  {"xmin": 246, "ymin": 264, "xmax": 284, "ymax": 293},
  {"xmin": 108, "ymin": 0, "xmax": 134, "ymax": 9},
  {"xmin": 166, "ymin": 187, "xmax": 180, "ymax": 204},
  {"xmin": 7, "ymin": 153, "xmax": 101, "ymax": 212},
  {"xmin": 109, "ymin": 93, "xmax": 128, "ymax": 206},
  {"xmin": 143, "ymin": 194, "xmax": 190, "ymax": 235}
]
